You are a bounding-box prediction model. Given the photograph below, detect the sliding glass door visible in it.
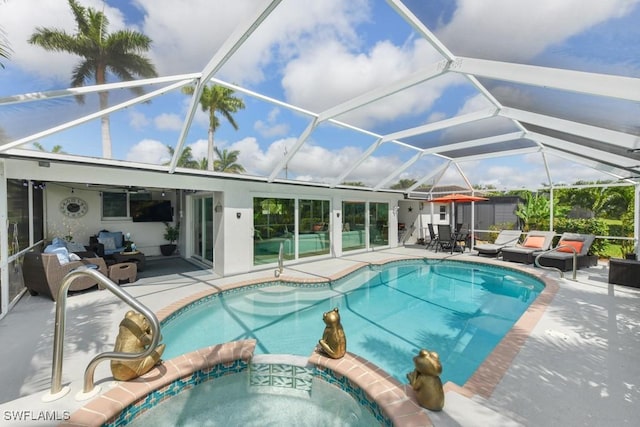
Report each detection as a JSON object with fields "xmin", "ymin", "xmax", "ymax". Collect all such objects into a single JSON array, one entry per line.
[{"xmin": 192, "ymin": 195, "xmax": 214, "ymax": 265}]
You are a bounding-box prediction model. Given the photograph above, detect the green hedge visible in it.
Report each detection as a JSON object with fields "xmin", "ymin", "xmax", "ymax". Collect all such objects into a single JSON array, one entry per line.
[{"xmin": 553, "ymin": 218, "xmax": 608, "ymax": 256}]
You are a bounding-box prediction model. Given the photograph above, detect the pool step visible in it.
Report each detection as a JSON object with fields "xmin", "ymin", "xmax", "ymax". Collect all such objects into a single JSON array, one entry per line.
[{"xmin": 228, "ymin": 270, "xmax": 381, "ymax": 317}]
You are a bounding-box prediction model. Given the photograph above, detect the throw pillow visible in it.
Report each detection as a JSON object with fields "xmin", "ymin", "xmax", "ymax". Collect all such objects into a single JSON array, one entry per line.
[
  {"xmin": 45, "ymin": 245, "xmax": 70, "ymax": 265},
  {"xmin": 98, "ymin": 237, "xmax": 116, "ymax": 251},
  {"xmin": 558, "ymin": 240, "xmax": 584, "ymax": 253},
  {"xmin": 66, "ymin": 241, "xmax": 87, "ymax": 253},
  {"xmin": 522, "ymin": 235, "xmax": 545, "ymax": 248}
]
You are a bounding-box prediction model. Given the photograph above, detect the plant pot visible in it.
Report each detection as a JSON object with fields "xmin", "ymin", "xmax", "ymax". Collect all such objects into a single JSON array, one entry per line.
[
  {"xmin": 625, "ymin": 253, "xmax": 637, "ymax": 260},
  {"xmin": 160, "ymin": 244, "xmax": 177, "ymax": 256}
]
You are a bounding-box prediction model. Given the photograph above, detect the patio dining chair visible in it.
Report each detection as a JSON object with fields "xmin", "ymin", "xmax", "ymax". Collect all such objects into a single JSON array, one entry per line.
[
  {"xmin": 426, "ymin": 223, "xmax": 438, "ymax": 250},
  {"xmin": 436, "ymin": 224, "xmax": 457, "ymax": 253}
]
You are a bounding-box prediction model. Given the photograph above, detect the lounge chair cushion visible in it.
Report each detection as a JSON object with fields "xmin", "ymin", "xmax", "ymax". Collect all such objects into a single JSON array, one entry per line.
[
  {"xmin": 523, "ymin": 236, "xmax": 545, "ymax": 248},
  {"xmin": 97, "ymin": 231, "xmax": 126, "ymax": 255},
  {"xmin": 557, "ymin": 240, "xmax": 584, "ymax": 253}
]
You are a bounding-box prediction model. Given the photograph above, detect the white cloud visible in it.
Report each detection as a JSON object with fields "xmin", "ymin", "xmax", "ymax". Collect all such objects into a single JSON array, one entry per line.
[
  {"xmin": 125, "ymin": 139, "xmax": 168, "ymax": 164},
  {"xmin": 129, "ymin": 111, "xmax": 150, "ymax": 130},
  {"xmin": 229, "ymin": 136, "xmax": 401, "ymax": 185},
  {"xmin": 186, "ymin": 139, "xmax": 209, "ymax": 161},
  {"xmin": 437, "ymin": 0, "xmax": 638, "ymax": 62},
  {"xmin": 154, "ymin": 113, "xmax": 183, "ymax": 131},
  {"xmin": 281, "ymin": 38, "xmax": 451, "ymax": 128},
  {"xmin": 254, "ymin": 108, "xmax": 289, "ymax": 138}
]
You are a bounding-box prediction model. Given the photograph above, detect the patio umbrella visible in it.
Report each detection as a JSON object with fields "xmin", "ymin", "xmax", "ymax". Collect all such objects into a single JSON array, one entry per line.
[{"xmin": 427, "ymin": 194, "xmax": 488, "ymax": 230}]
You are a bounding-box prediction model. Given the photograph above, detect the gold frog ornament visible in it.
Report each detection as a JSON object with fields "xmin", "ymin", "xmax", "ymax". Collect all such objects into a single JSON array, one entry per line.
[
  {"xmin": 110, "ymin": 310, "xmax": 165, "ymax": 381},
  {"xmin": 318, "ymin": 307, "xmax": 346, "ymax": 359},
  {"xmin": 406, "ymin": 349, "xmax": 445, "ymax": 411}
]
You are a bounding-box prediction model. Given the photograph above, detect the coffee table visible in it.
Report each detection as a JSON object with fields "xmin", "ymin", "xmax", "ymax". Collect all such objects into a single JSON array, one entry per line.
[{"xmin": 113, "ymin": 251, "xmax": 146, "ymax": 271}]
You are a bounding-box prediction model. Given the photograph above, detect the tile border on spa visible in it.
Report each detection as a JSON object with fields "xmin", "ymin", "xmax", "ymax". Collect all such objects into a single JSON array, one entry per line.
[{"xmin": 63, "ymin": 340, "xmax": 432, "ymax": 427}]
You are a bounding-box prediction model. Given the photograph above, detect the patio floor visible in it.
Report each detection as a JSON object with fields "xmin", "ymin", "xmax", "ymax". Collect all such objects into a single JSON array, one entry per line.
[{"xmin": 0, "ymin": 247, "xmax": 638, "ymax": 426}]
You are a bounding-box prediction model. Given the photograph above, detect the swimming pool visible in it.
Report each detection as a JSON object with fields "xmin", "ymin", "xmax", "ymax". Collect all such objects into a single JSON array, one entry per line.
[{"xmin": 161, "ymin": 259, "xmax": 544, "ymax": 385}]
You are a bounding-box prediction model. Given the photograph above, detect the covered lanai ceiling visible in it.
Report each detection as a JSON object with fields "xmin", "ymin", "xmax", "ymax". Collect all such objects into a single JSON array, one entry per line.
[{"xmin": 0, "ymin": 0, "xmax": 639, "ymax": 195}]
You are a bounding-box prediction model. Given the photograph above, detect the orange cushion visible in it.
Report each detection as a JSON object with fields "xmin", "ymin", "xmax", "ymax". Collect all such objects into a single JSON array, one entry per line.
[
  {"xmin": 522, "ymin": 236, "xmax": 545, "ymax": 248},
  {"xmin": 558, "ymin": 240, "xmax": 584, "ymax": 253}
]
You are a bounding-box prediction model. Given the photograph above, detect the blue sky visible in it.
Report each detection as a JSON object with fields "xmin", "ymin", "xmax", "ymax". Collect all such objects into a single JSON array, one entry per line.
[{"xmin": 1, "ymin": 0, "xmax": 639, "ymax": 189}]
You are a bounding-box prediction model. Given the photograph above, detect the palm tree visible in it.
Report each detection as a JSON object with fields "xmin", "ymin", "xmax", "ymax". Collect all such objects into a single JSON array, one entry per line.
[
  {"xmin": 390, "ymin": 179, "xmax": 417, "ymax": 190},
  {"xmin": 33, "ymin": 142, "xmax": 66, "ymax": 154},
  {"xmin": 213, "ymin": 147, "xmax": 245, "ymax": 173},
  {"xmin": 0, "ymin": 26, "xmax": 10, "ymax": 69},
  {"xmin": 164, "ymin": 145, "xmax": 198, "ymax": 168},
  {"xmin": 28, "ymin": 0, "xmax": 157, "ymax": 158},
  {"xmin": 182, "ymin": 84, "xmax": 245, "ymax": 171}
]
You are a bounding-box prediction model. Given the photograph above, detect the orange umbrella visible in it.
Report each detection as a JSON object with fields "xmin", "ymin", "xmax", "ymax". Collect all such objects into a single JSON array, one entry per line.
[
  {"xmin": 427, "ymin": 194, "xmax": 489, "ymax": 204},
  {"xmin": 428, "ymin": 194, "xmax": 488, "ymax": 230}
]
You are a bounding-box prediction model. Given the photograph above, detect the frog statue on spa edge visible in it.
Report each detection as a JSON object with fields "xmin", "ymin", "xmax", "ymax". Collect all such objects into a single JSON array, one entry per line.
[
  {"xmin": 318, "ymin": 307, "xmax": 346, "ymax": 359},
  {"xmin": 111, "ymin": 310, "xmax": 165, "ymax": 381},
  {"xmin": 406, "ymin": 348, "xmax": 445, "ymax": 411}
]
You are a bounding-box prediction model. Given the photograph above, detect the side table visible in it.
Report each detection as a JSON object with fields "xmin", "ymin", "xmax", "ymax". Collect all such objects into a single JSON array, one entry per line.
[
  {"xmin": 608, "ymin": 258, "xmax": 640, "ymax": 288},
  {"xmin": 113, "ymin": 251, "xmax": 146, "ymax": 271}
]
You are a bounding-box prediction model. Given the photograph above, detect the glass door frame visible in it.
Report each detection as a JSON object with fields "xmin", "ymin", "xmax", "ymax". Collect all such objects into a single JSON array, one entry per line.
[{"xmin": 189, "ymin": 193, "xmax": 214, "ymax": 267}]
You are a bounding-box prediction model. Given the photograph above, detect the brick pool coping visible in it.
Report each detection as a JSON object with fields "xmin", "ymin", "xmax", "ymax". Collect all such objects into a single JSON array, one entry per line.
[{"xmin": 63, "ymin": 255, "xmax": 558, "ymax": 426}]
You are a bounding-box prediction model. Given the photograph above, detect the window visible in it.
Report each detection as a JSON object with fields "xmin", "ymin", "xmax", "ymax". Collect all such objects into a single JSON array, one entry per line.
[
  {"xmin": 298, "ymin": 199, "xmax": 330, "ymax": 258},
  {"xmin": 369, "ymin": 202, "xmax": 389, "ymax": 247},
  {"xmin": 102, "ymin": 192, "xmax": 128, "ymax": 218},
  {"xmin": 439, "ymin": 205, "xmax": 446, "ymax": 221},
  {"xmin": 253, "ymin": 197, "xmax": 295, "ymax": 265},
  {"xmin": 342, "ymin": 201, "xmax": 366, "ymax": 251}
]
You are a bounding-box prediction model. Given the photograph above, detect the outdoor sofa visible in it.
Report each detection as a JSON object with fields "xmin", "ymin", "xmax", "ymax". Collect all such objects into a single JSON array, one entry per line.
[
  {"xmin": 23, "ymin": 251, "xmax": 107, "ymax": 301},
  {"xmin": 501, "ymin": 231, "xmax": 556, "ymax": 264},
  {"xmin": 535, "ymin": 233, "xmax": 597, "ymax": 271}
]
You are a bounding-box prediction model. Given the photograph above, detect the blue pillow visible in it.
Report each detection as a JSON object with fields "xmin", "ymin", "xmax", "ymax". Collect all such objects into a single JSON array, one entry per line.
[{"xmin": 44, "ymin": 245, "xmax": 70, "ymax": 265}]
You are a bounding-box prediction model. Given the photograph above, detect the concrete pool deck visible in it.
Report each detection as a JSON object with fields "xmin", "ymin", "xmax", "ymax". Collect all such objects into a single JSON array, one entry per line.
[{"xmin": 0, "ymin": 247, "xmax": 638, "ymax": 426}]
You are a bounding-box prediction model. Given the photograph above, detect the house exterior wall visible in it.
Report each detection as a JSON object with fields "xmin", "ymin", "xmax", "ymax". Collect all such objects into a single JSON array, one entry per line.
[{"xmin": 4, "ymin": 158, "xmax": 402, "ymax": 278}]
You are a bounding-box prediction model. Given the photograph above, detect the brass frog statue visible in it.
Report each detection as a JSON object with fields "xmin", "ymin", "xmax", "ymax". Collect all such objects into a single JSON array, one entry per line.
[
  {"xmin": 318, "ymin": 307, "xmax": 346, "ymax": 359},
  {"xmin": 406, "ymin": 349, "xmax": 445, "ymax": 411},
  {"xmin": 111, "ymin": 310, "xmax": 165, "ymax": 381}
]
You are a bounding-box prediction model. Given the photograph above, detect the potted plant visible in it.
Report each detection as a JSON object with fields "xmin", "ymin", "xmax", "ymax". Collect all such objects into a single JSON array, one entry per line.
[{"xmin": 160, "ymin": 222, "xmax": 180, "ymax": 256}]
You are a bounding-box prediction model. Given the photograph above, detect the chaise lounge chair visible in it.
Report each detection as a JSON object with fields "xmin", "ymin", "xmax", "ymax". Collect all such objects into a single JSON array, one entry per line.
[
  {"xmin": 475, "ymin": 230, "xmax": 522, "ymax": 257},
  {"xmin": 535, "ymin": 233, "xmax": 597, "ymax": 271},
  {"xmin": 501, "ymin": 230, "xmax": 556, "ymax": 264}
]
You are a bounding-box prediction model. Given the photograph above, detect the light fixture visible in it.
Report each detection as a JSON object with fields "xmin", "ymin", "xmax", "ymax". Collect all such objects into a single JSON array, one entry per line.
[
  {"xmin": 22, "ymin": 180, "xmax": 29, "ymax": 187},
  {"xmin": 71, "ymin": 187, "xmax": 74, "ymax": 194},
  {"xmin": 337, "ymin": 212, "xmax": 340, "ymax": 218},
  {"xmin": 236, "ymin": 212, "xmax": 242, "ymax": 219},
  {"xmin": 408, "ymin": 206, "xmax": 413, "ymax": 212},
  {"xmin": 161, "ymin": 191, "xmax": 166, "ymax": 197},
  {"xmin": 214, "ymin": 203, "xmax": 223, "ymax": 213}
]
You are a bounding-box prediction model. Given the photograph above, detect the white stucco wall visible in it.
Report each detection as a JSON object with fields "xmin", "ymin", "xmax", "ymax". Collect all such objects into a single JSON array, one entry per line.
[{"xmin": 5, "ymin": 158, "xmax": 403, "ymax": 277}]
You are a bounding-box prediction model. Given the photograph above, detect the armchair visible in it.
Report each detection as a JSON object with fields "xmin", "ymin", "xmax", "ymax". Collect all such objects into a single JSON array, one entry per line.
[
  {"xmin": 23, "ymin": 252, "xmax": 108, "ymax": 301},
  {"xmin": 89, "ymin": 231, "xmax": 127, "ymax": 257}
]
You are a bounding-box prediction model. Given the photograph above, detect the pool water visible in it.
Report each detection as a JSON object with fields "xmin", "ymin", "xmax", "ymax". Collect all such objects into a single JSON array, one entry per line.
[
  {"xmin": 125, "ymin": 372, "xmax": 379, "ymax": 427},
  {"xmin": 162, "ymin": 260, "xmax": 543, "ymax": 385}
]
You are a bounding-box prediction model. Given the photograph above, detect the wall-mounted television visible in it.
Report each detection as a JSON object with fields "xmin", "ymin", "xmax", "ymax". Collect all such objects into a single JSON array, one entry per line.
[{"xmin": 130, "ymin": 200, "xmax": 173, "ymax": 222}]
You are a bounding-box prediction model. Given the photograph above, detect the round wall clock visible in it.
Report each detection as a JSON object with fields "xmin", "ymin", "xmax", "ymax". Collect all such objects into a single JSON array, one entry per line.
[{"xmin": 60, "ymin": 197, "xmax": 88, "ymax": 218}]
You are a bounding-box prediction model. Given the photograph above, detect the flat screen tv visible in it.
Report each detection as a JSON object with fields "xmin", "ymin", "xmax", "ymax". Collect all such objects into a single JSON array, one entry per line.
[{"xmin": 131, "ymin": 200, "xmax": 173, "ymax": 222}]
